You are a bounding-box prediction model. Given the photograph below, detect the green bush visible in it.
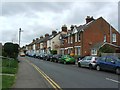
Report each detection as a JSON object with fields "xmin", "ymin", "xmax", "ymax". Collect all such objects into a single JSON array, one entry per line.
[
  {"xmin": 74, "ymin": 55, "xmax": 80, "ymax": 59},
  {"xmin": 50, "ymin": 50, "xmax": 57, "ymax": 55},
  {"xmin": 3, "ymin": 42, "xmax": 19, "ymax": 59}
]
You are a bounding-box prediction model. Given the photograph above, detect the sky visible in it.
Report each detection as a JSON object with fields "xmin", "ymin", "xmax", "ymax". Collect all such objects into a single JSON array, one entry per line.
[{"xmin": 0, "ymin": 0, "xmax": 119, "ymax": 47}]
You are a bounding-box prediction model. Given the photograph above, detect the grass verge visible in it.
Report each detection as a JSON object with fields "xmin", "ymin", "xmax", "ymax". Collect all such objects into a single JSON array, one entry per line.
[
  {"xmin": 2, "ymin": 75, "xmax": 15, "ymax": 89},
  {"xmin": 2, "ymin": 67, "xmax": 18, "ymax": 74},
  {"xmin": 2, "ymin": 57, "xmax": 18, "ymax": 89}
]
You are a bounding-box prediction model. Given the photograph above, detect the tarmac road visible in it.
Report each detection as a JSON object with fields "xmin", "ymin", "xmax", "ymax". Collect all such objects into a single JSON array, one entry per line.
[{"xmin": 14, "ymin": 56, "xmax": 120, "ymax": 89}]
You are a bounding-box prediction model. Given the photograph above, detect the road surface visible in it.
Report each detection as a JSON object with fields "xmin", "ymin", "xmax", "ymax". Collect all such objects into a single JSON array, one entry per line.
[{"xmin": 15, "ymin": 56, "xmax": 120, "ymax": 89}]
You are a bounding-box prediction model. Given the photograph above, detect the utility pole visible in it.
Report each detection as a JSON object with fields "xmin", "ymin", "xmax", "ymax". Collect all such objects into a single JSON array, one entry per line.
[{"xmin": 19, "ymin": 28, "xmax": 23, "ymax": 48}]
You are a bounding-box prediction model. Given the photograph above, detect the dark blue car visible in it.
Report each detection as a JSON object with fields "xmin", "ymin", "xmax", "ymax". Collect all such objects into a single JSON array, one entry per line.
[{"xmin": 96, "ymin": 56, "xmax": 120, "ymax": 74}]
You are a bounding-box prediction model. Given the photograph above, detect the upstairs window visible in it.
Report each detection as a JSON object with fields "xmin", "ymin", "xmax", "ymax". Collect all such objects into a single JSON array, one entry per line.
[
  {"xmin": 68, "ymin": 36, "xmax": 70, "ymax": 44},
  {"xmin": 91, "ymin": 49, "xmax": 97, "ymax": 55},
  {"xmin": 77, "ymin": 33, "xmax": 81, "ymax": 42},
  {"xmin": 75, "ymin": 34, "xmax": 77, "ymax": 42},
  {"xmin": 112, "ymin": 33, "xmax": 116, "ymax": 42},
  {"xmin": 104, "ymin": 35, "xmax": 106, "ymax": 42},
  {"xmin": 71, "ymin": 36, "xmax": 73, "ymax": 43}
]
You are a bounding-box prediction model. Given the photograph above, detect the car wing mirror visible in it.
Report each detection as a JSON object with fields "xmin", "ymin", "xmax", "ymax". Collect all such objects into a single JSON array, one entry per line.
[{"xmin": 111, "ymin": 61, "xmax": 115, "ymax": 64}]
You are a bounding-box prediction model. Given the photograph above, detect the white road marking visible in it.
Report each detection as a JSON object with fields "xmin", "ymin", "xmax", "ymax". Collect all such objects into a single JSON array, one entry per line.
[{"xmin": 106, "ymin": 78, "xmax": 120, "ymax": 83}]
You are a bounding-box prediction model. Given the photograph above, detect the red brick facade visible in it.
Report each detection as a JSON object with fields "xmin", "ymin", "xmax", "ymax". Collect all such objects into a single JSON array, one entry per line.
[{"xmin": 60, "ymin": 17, "xmax": 120, "ymax": 56}]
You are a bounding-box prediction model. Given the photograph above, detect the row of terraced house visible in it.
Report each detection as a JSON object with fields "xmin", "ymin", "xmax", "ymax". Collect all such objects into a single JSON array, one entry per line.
[{"xmin": 24, "ymin": 16, "xmax": 120, "ymax": 57}]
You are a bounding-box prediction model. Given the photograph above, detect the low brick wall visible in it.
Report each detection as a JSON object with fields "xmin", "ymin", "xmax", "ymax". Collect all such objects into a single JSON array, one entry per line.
[{"xmin": 101, "ymin": 53, "xmax": 120, "ymax": 57}]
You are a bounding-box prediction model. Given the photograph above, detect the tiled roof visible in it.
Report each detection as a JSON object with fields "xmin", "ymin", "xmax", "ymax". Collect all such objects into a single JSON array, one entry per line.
[{"xmin": 91, "ymin": 42, "xmax": 104, "ymax": 50}]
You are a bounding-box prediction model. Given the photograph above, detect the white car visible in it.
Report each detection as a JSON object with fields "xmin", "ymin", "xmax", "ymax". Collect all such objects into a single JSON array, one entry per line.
[
  {"xmin": 20, "ymin": 52, "xmax": 25, "ymax": 57},
  {"xmin": 78, "ymin": 56, "xmax": 98, "ymax": 69}
]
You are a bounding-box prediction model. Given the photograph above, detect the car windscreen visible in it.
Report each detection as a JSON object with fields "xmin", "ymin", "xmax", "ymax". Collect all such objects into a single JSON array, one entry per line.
[{"xmin": 86, "ymin": 56, "xmax": 92, "ymax": 60}]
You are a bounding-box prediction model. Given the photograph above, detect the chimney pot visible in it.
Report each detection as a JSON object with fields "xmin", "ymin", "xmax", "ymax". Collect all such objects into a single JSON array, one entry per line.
[{"xmin": 86, "ymin": 16, "xmax": 94, "ymax": 24}]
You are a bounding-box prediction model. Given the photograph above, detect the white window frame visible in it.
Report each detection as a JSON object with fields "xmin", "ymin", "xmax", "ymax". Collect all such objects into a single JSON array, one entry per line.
[
  {"xmin": 75, "ymin": 33, "xmax": 77, "ymax": 42},
  {"xmin": 71, "ymin": 36, "xmax": 73, "ymax": 43},
  {"xmin": 68, "ymin": 36, "xmax": 70, "ymax": 44},
  {"xmin": 77, "ymin": 47, "xmax": 81, "ymax": 55},
  {"xmin": 77, "ymin": 33, "xmax": 81, "ymax": 42},
  {"xmin": 112, "ymin": 33, "xmax": 116, "ymax": 42},
  {"xmin": 91, "ymin": 49, "xmax": 97, "ymax": 55},
  {"xmin": 104, "ymin": 35, "xmax": 106, "ymax": 42}
]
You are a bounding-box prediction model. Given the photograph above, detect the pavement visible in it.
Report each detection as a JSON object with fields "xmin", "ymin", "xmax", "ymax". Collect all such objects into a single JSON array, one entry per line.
[{"xmin": 12, "ymin": 56, "xmax": 52, "ymax": 88}]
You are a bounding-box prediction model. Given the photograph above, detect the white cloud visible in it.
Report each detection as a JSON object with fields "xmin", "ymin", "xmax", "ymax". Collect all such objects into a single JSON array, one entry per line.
[{"xmin": 0, "ymin": 1, "xmax": 119, "ymax": 47}]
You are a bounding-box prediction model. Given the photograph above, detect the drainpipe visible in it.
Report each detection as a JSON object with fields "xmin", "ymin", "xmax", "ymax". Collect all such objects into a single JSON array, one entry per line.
[
  {"xmin": 110, "ymin": 24, "xmax": 112, "ymax": 44},
  {"xmin": 81, "ymin": 29, "xmax": 84, "ymax": 57}
]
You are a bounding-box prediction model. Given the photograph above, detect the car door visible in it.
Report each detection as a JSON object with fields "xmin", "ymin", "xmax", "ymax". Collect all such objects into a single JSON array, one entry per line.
[
  {"xmin": 85, "ymin": 56, "xmax": 92, "ymax": 67},
  {"xmin": 80, "ymin": 57, "xmax": 87, "ymax": 67},
  {"xmin": 98, "ymin": 57, "xmax": 106, "ymax": 69},
  {"xmin": 105, "ymin": 57, "xmax": 116, "ymax": 71}
]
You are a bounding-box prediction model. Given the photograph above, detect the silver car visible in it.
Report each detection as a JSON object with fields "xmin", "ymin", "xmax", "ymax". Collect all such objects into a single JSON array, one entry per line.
[{"xmin": 78, "ymin": 56, "xmax": 98, "ymax": 69}]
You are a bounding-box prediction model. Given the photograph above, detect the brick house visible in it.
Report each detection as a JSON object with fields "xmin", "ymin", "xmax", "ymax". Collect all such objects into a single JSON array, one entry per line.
[
  {"xmin": 47, "ymin": 31, "xmax": 61, "ymax": 54},
  {"xmin": 60, "ymin": 16, "xmax": 120, "ymax": 56},
  {"xmin": 36, "ymin": 34, "xmax": 50, "ymax": 54},
  {"xmin": 59, "ymin": 25, "xmax": 68, "ymax": 55},
  {"xmin": 26, "ymin": 39, "xmax": 35, "ymax": 55}
]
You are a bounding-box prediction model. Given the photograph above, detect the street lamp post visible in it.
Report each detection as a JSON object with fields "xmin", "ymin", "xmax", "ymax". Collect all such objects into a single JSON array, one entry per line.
[{"xmin": 19, "ymin": 28, "xmax": 23, "ymax": 48}]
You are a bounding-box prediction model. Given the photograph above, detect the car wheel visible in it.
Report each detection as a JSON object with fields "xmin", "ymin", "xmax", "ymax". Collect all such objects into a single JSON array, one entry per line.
[
  {"xmin": 78, "ymin": 63, "xmax": 81, "ymax": 67},
  {"xmin": 64, "ymin": 61, "xmax": 66, "ymax": 64},
  {"xmin": 49, "ymin": 59, "xmax": 51, "ymax": 61},
  {"xmin": 55, "ymin": 60, "xmax": 57, "ymax": 63},
  {"xmin": 116, "ymin": 68, "xmax": 120, "ymax": 75},
  {"xmin": 89, "ymin": 64, "xmax": 93, "ymax": 69},
  {"xmin": 73, "ymin": 62, "xmax": 75, "ymax": 65},
  {"xmin": 96, "ymin": 65, "xmax": 101, "ymax": 71}
]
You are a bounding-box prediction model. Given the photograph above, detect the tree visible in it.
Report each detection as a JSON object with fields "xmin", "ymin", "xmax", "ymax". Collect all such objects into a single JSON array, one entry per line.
[
  {"xmin": 50, "ymin": 50, "xmax": 57, "ymax": 55},
  {"xmin": 4, "ymin": 42, "xmax": 14, "ymax": 58},
  {"xmin": 3, "ymin": 42, "xmax": 19, "ymax": 59},
  {"xmin": 13, "ymin": 44, "xmax": 19, "ymax": 59}
]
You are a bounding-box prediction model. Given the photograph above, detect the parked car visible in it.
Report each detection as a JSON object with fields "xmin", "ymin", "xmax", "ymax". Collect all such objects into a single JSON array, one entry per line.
[
  {"xmin": 78, "ymin": 56, "xmax": 98, "ymax": 69},
  {"xmin": 95, "ymin": 56, "xmax": 120, "ymax": 74},
  {"xmin": 44, "ymin": 54, "xmax": 53, "ymax": 61},
  {"xmin": 59, "ymin": 55, "xmax": 75, "ymax": 64},
  {"xmin": 35, "ymin": 53, "xmax": 40, "ymax": 58},
  {"xmin": 20, "ymin": 52, "xmax": 25, "ymax": 57},
  {"xmin": 39, "ymin": 53, "xmax": 46, "ymax": 59},
  {"xmin": 51, "ymin": 54, "xmax": 62, "ymax": 62},
  {"xmin": 77, "ymin": 56, "xmax": 85, "ymax": 62}
]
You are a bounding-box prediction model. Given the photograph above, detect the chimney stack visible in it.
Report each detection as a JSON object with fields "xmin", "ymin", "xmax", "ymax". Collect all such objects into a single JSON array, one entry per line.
[
  {"xmin": 86, "ymin": 16, "xmax": 94, "ymax": 24},
  {"xmin": 70, "ymin": 25, "xmax": 74, "ymax": 31},
  {"xmin": 33, "ymin": 39, "xmax": 35, "ymax": 42},
  {"xmin": 36, "ymin": 38, "xmax": 39, "ymax": 40},
  {"xmin": 61, "ymin": 24, "xmax": 67, "ymax": 32},
  {"xmin": 52, "ymin": 30, "xmax": 57, "ymax": 35},
  {"xmin": 45, "ymin": 33, "xmax": 49, "ymax": 37},
  {"xmin": 40, "ymin": 36, "xmax": 43, "ymax": 39}
]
